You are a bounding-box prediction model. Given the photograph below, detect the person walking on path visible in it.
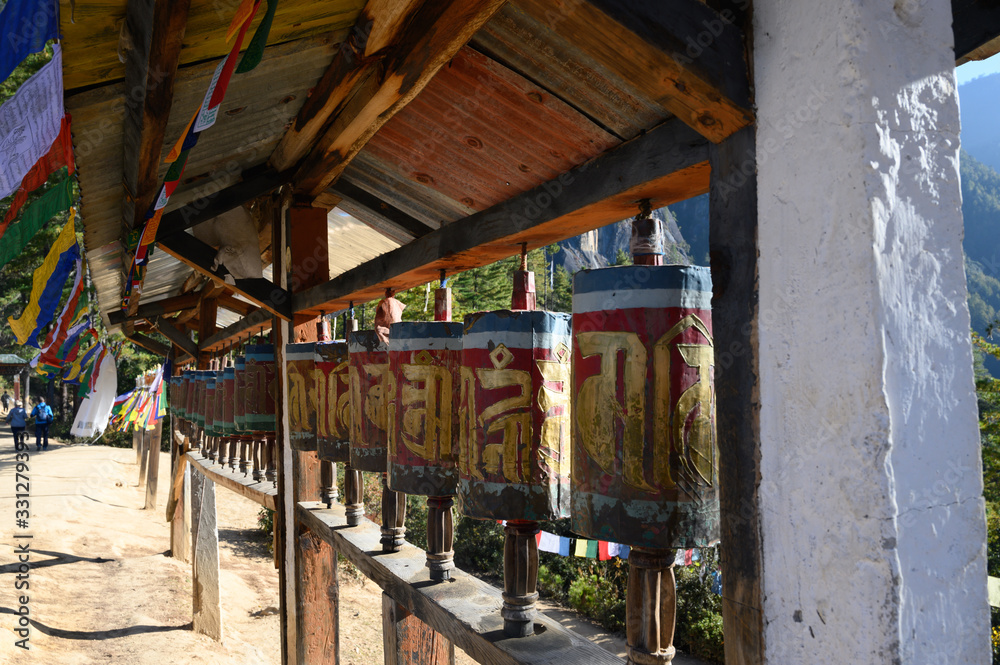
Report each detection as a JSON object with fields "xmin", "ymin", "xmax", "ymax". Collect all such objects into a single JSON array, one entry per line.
[
  {"xmin": 6, "ymin": 400, "xmax": 27, "ymax": 448},
  {"xmin": 1, "ymin": 392, "xmax": 10, "ymax": 412},
  {"xmin": 31, "ymin": 397, "xmax": 53, "ymax": 450}
]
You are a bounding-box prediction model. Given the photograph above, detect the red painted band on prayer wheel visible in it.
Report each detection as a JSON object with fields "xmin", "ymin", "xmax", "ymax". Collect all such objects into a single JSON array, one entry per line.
[
  {"xmin": 386, "ymin": 321, "xmax": 464, "ymax": 497},
  {"xmin": 286, "ymin": 342, "xmax": 318, "ymax": 452},
  {"xmin": 348, "ymin": 331, "xmax": 390, "ymax": 472},
  {"xmin": 233, "ymin": 356, "xmax": 247, "ymax": 433},
  {"xmin": 193, "ymin": 371, "xmax": 207, "ymax": 429},
  {"xmin": 571, "ymin": 265, "xmax": 719, "ymax": 549},
  {"xmin": 457, "ymin": 310, "xmax": 572, "ymax": 521},
  {"xmin": 245, "ymin": 345, "xmax": 277, "ymax": 433},
  {"xmin": 315, "ymin": 341, "xmax": 350, "ymax": 463},
  {"xmin": 218, "ymin": 366, "xmax": 236, "ymax": 435},
  {"xmin": 204, "ymin": 372, "xmax": 220, "ymax": 437}
]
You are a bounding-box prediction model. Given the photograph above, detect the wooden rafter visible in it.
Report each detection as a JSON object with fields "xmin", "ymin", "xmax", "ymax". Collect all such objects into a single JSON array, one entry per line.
[
  {"xmin": 153, "ymin": 168, "xmax": 292, "ymax": 242},
  {"xmin": 201, "ymin": 309, "xmax": 273, "ymax": 353},
  {"xmin": 272, "ymin": 0, "xmax": 506, "ymax": 201},
  {"xmin": 516, "ymin": 0, "xmax": 752, "ymax": 143},
  {"xmin": 157, "ymin": 233, "xmax": 293, "ymax": 320},
  {"xmin": 153, "ymin": 317, "xmax": 199, "ymax": 359},
  {"xmin": 108, "ymin": 291, "xmax": 202, "ymax": 325},
  {"xmin": 125, "ymin": 332, "xmax": 171, "ymax": 357},
  {"xmin": 331, "ymin": 180, "xmax": 436, "ymax": 241},
  {"xmin": 120, "ymin": 0, "xmax": 192, "ymax": 316},
  {"xmin": 952, "ymin": 0, "xmax": 1000, "ymax": 62},
  {"xmin": 218, "ymin": 294, "xmax": 256, "ymax": 317},
  {"xmin": 294, "ymin": 117, "xmax": 710, "ymax": 316}
]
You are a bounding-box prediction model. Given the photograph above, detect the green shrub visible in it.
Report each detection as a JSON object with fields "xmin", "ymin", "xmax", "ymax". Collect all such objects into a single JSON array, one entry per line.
[
  {"xmin": 687, "ymin": 612, "xmax": 725, "ymax": 663},
  {"xmin": 454, "ymin": 517, "xmax": 505, "ymax": 582}
]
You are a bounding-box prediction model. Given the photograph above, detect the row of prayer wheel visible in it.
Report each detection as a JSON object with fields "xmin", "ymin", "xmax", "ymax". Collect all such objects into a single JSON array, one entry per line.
[{"xmin": 171, "ymin": 255, "xmax": 717, "ymax": 665}]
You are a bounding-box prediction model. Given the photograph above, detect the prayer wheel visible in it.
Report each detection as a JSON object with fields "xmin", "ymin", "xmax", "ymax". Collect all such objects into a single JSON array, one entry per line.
[
  {"xmin": 219, "ymin": 364, "xmax": 238, "ymax": 470},
  {"xmin": 458, "ymin": 308, "xmax": 573, "ymax": 636},
  {"xmin": 387, "ymin": 317, "xmax": 463, "ymax": 580},
  {"xmin": 315, "ymin": 341, "xmax": 351, "ymax": 463},
  {"xmin": 286, "ymin": 342, "xmax": 318, "ymax": 452},
  {"xmin": 458, "ymin": 310, "xmax": 573, "ymax": 521},
  {"xmin": 571, "ymin": 262, "xmax": 718, "ymax": 665},
  {"xmin": 245, "ymin": 344, "xmax": 277, "ymax": 483},
  {"xmin": 347, "ymin": 331, "xmax": 390, "ymax": 472}
]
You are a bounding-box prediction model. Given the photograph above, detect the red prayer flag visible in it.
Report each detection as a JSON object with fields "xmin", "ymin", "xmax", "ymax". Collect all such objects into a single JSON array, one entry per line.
[
  {"xmin": 598, "ymin": 541, "xmax": 611, "ymax": 561},
  {"xmin": 0, "ymin": 114, "xmax": 74, "ymax": 238}
]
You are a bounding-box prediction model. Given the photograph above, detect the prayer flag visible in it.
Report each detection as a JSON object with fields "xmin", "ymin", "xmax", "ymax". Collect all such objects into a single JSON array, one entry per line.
[
  {"xmin": 32, "ymin": 252, "xmax": 84, "ymax": 371},
  {"xmin": 0, "ymin": 176, "xmax": 74, "ymax": 270},
  {"xmin": 0, "ymin": 0, "xmax": 59, "ymax": 83},
  {"xmin": 598, "ymin": 541, "xmax": 611, "ymax": 561},
  {"xmin": 684, "ymin": 550, "xmax": 693, "ymax": 566},
  {"xmin": 8, "ymin": 213, "xmax": 79, "ymax": 347},
  {"xmin": 558, "ymin": 537, "xmax": 571, "ymax": 557},
  {"xmin": 619, "ymin": 545, "xmax": 629, "ymax": 560},
  {"xmin": 0, "ymin": 44, "xmax": 63, "ymax": 199},
  {"xmin": 0, "ymin": 114, "xmax": 74, "ymax": 237},
  {"xmin": 586, "ymin": 540, "xmax": 599, "ymax": 559},
  {"xmin": 607, "ymin": 542, "xmax": 621, "ymax": 558},
  {"xmin": 674, "ymin": 550, "xmax": 686, "ymax": 567},
  {"xmin": 538, "ymin": 531, "xmax": 561, "ymax": 554},
  {"xmin": 574, "ymin": 539, "xmax": 588, "ymax": 557}
]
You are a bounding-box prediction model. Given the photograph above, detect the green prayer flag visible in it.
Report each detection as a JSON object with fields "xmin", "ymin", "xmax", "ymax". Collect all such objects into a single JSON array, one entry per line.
[
  {"xmin": 236, "ymin": 0, "xmax": 278, "ymax": 74},
  {"xmin": 0, "ymin": 177, "xmax": 73, "ymax": 270},
  {"xmin": 586, "ymin": 540, "xmax": 599, "ymax": 558}
]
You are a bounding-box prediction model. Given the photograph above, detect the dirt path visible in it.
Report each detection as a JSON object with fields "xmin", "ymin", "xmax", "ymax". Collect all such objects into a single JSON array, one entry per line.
[{"xmin": 0, "ymin": 426, "xmax": 703, "ymax": 664}]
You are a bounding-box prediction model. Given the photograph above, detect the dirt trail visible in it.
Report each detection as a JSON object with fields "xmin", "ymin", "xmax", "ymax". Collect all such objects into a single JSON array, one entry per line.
[{"xmin": 0, "ymin": 426, "xmax": 703, "ymax": 665}]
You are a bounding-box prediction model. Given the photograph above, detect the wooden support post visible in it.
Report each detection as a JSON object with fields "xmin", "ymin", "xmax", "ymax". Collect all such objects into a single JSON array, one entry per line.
[
  {"xmin": 138, "ymin": 428, "xmax": 150, "ymax": 487},
  {"xmin": 344, "ymin": 464, "xmax": 364, "ymax": 526},
  {"xmin": 426, "ymin": 496, "xmax": 455, "ymax": 582},
  {"xmin": 625, "ymin": 550, "xmax": 677, "ymax": 665},
  {"xmin": 380, "ymin": 473, "xmax": 406, "ymax": 553},
  {"xmin": 320, "ymin": 461, "xmax": 336, "ymax": 508},
  {"xmin": 382, "ymin": 593, "xmax": 455, "ymax": 665},
  {"xmin": 191, "ymin": 470, "xmax": 222, "ymax": 641},
  {"xmin": 144, "ymin": 415, "xmax": 164, "ymax": 510},
  {"xmin": 708, "ymin": 124, "xmax": 764, "ymax": 665},
  {"xmin": 295, "ymin": 526, "xmax": 338, "ymax": 664},
  {"xmin": 133, "ymin": 425, "xmax": 142, "ymax": 466},
  {"xmin": 170, "ymin": 464, "xmax": 192, "ymax": 563},
  {"xmin": 502, "ymin": 520, "xmax": 539, "ymax": 638}
]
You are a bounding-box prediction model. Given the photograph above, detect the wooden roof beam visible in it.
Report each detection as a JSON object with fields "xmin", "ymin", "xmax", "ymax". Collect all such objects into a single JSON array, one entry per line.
[
  {"xmin": 275, "ymin": 0, "xmax": 506, "ymax": 201},
  {"xmin": 293, "ymin": 117, "xmax": 710, "ymax": 316},
  {"xmin": 107, "ymin": 291, "xmax": 202, "ymax": 325},
  {"xmin": 217, "ymin": 294, "xmax": 257, "ymax": 317},
  {"xmin": 153, "ymin": 316, "xmax": 199, "ymax": 359},
  {"xmin": 331, "ymin": 179, "xmax": 436, "ymax": 242},
  {"xmin": 201, "ymin": 309, "xmax": 273, "ymax": 354},
  {"xmin": 153, "ymin": 168, "xmax": 292, "ymax": 241},
  {"xmin": 125, "ymin": 332, "xmax": 171, "ymax": 357},
  {"xmin": 158, "ymin": 232, "xmax": 293, "ymax": 320},
  {"xmin": 515, "ymin": 0, "xmax": 753, "ymax": 143},
  {"xmin": 119, "ymin": 0, "xmax": 192, "ymax": 316}
]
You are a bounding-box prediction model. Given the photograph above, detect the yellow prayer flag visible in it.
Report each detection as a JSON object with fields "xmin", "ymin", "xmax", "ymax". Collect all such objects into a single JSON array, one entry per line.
[{"xmin": 574, "ymin": 539, "xmax": 588, "ymax": 557}]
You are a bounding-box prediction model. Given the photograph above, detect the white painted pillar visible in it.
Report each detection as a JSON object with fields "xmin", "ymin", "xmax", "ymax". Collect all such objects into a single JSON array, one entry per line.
[{"xmin": 752, "ymin": 1, "xmax": 989, "ymax": 662}]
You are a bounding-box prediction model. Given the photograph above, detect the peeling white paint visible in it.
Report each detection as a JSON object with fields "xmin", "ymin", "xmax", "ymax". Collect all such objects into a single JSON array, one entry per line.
[{"xmin": 753, "ymin": 1, "xmax": 989, "ymax": 662}]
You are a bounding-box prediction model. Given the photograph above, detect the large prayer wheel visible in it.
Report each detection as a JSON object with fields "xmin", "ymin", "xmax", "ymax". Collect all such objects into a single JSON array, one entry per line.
[
  {"xmin": 387, "ymin": 321, "xmax": 463, "ymax": 497},
  {"xmin": 347, "ymin": 331, "xmax": 390, "ymax": 472},
  {"xmin": 571, "ymin": 265, "xmax": 718, "ymax": 549},
  {"xmin": 204, "ymin": 372, "xmax": 219, "ymax": 438},
  {"xmin": 457, "ymin": 310, "xmax": 573, "ymax": 522},
  {"xmin": 245, "ymin": 344, "xmax": 277, "ymax": 433},
  {"xmin": 315, "ymin": 341, "xmax": 351, "ymax": 463},
  {"xmin": 286, "ymin": 342, "xmax": 318, "ymax": 452}
]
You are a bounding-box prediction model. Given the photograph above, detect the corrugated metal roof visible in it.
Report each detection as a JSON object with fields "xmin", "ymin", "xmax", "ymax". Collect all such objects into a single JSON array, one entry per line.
[{"xmin": 327, "ymin": 209, "xmax": 402, "ymax": 279}]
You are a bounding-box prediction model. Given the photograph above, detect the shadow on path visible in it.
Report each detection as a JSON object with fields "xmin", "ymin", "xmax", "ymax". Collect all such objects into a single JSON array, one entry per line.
[
  {"xmin": 0, "ymin": 607, "xmax": 191, "ymax": 640},
  {"xmin": 0, "ymin": 549, "xmax": 114, "ymax": 574}
]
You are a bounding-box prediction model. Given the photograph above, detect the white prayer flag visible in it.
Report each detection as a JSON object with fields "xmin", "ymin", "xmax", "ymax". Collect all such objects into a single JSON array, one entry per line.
[
  {"xmin": 0, "ymin": 44, "xmax": 63, "ymax": 199},
  {"xmin": 538, "ymin": 531, "xmax": 561, "ymax": 554}
]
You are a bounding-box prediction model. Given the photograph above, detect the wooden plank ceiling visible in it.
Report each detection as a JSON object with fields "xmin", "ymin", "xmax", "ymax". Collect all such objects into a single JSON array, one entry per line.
[{"xmin": 63, "ymin": 0, "xmax": 753, "ymax": 356}]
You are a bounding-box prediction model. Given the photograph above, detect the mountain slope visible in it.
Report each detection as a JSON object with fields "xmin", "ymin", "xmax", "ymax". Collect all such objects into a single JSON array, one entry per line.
[{"xmin": 960, "ymin": 72, "xmax": 1000, "ymax": 173}]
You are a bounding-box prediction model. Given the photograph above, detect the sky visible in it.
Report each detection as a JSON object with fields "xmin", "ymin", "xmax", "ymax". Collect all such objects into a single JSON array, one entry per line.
[{"xmin": 957, "ymin": 56, "xmax": 1000, "ymax": 86}]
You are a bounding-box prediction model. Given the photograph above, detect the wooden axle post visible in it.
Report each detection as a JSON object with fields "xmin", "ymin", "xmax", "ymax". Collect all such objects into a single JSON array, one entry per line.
[
  {"xmin": 344, "ymin": 464, "xmax": 364, "ymax": 526},
  {"xmin": 626, "ymin": 549, "xmax": 677, "ymax": 665},
  {"xmin": 320, "ymin": 460, "xmax": 337, "ymax": 508},
  {"xmin": 380, "ymin": 472, "xmax": 406, "ymax": 553},
  {"xmin": 426, "ymin": 496, "xmax": 455, "ymax": 582},
  {"xmin": 502, "ymin": 520, "xmax": 540, "ymax": 638},
  {"xmin": 265, "ymin": 435, "xmax": 277, "ymax": 485},
  {"xmin": 252, "ymin": 438, "xmax": 263, "ymax": 481}
]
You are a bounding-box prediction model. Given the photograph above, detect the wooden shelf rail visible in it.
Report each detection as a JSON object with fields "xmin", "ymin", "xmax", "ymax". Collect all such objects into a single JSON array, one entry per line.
[
  {"xmin": 297, "ymin": 500, "xmax": 622, "ymax": 665},
  {"xmin": 186, "ymin": 451, "xmax": 277, "ymax": 511}
]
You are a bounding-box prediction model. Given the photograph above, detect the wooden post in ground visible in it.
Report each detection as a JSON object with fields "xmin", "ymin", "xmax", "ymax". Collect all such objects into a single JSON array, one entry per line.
[
  {"xmin": 191, "ymin": 469, "xmax": 222, "ymax": 640},
  {"xmin": 170, "ymin": 464, "xmax": 191, "ymax": 563},
  {"xmin": 382, "ymin": 593, "xmax": 454, "ymax": 665},
  {"xmin": 133, "ymin": 424, "xmax": 142, "ymax": 465},
  {"xmin": 145, "ymin": 416, "xmax": 164, "ymax": 510},
  {"xmin": 138, "ymin": 427, "xmax": 150, "ymax": 487}
]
